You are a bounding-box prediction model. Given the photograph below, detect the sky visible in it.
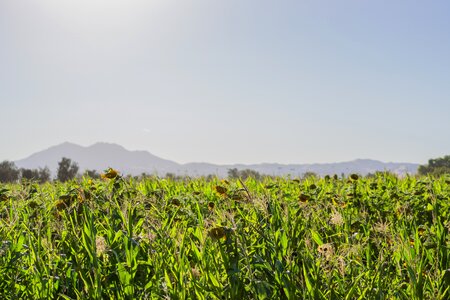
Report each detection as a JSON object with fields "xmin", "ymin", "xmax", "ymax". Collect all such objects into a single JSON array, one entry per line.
[{"xmin": 1, "ymin": 0, "xmax": 449, "ymax": 165}]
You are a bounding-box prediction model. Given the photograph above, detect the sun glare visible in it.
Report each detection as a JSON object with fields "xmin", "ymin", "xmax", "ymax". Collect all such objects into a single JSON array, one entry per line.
[{"xmin": 38, "ymin": 0, "xmax": 164, "ymax": 27}]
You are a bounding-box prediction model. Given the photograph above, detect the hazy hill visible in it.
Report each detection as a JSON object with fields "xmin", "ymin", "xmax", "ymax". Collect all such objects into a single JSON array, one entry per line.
[
  {"xmin": 15, "ymin": 142, "xmax": 179, "ymax": 176},
  {"xmin": 14, "ymin": 142, "xmax": 419, "ymax": 177}
]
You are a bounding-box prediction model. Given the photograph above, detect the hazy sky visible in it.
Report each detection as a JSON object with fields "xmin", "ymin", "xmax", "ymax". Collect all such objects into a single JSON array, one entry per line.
[{"xmin": 1, "ymin": 0, "xmax": 449, "ymax": 165}]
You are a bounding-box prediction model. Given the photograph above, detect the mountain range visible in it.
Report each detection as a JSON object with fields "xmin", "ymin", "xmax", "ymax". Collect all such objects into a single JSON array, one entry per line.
[{"xmin": 14, "ymin": 142, "xmax": 420, "ymax": 177}]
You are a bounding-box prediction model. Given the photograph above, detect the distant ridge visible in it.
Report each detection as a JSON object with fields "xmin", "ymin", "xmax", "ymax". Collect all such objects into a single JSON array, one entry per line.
[
  {"xmin": 15, "ymin": 142, "xmax": 179, "ymax": 176},
  {"xmin": 14, "ymin": 142, "xmax": 419, "ymax": 177}
]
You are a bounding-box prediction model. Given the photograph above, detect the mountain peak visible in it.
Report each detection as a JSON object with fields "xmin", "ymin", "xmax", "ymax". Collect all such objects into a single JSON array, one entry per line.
[
  {"xmin": 89, "ymin": 142, "xmax": 126, "ymax": 150},
  {"xmin": 56, "ymin": 141, "xmax": 82, "ymax": 148}
]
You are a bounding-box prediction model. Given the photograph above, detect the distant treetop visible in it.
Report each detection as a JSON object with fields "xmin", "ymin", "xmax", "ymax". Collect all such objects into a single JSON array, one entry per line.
[{"xmin": 418, "ymin": 155, "xmax": 450, "ymax": 176}]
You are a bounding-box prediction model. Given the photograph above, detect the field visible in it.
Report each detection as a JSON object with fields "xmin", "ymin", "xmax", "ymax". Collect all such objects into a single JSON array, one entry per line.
[{"xmin": 1, "ymin": 172, "xmax": 450, "ymax": 299}]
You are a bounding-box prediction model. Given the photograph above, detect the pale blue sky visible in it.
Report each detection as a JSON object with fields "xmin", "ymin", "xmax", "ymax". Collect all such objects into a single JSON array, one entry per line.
[{"xmin": 1, "ymin": 0, "xmax": 449, "ymax": 164}]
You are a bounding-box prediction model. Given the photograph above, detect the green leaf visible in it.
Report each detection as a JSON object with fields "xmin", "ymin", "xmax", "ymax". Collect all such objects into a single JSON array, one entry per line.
[
  {"xmin": 303, "ymin": 264, "xmax": 313, "ymax": 295},
  {"xmin": 310, "ymin": 230, "xmax": 323, "ymax": 246},
  {"xmin": 209, "ymin": 273, "xmax": 220, "ymax": 288},
  {"xmin": 165, "ymin": 270, "xmax": 173, "ymax": 290}
]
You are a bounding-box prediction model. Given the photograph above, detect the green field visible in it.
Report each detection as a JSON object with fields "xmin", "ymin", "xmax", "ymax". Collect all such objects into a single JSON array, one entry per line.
[{"xmin": 1, "ymin": 173, "xmax": 450, "ymax": 299}]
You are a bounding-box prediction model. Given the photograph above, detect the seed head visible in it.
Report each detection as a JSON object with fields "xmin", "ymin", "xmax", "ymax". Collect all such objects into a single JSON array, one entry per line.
[
  {"xmin": 330, "ymin": 211, "xmax": 344, "ymax": 226},
  {"xmin": 95, "ymin": 236, "xmax": 108, "ymax": 256},
  {"xmin": 318, "ymin": 243, "xmax": 334, "ymax": 260}
]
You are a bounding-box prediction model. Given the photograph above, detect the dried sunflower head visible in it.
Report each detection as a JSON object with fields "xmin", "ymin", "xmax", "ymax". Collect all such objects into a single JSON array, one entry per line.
[
  {"xmin": 101, "ymin": 168, "xmax": 119, "ymax": 179},
  {"xmin": 208, "ymin": 227, "xmax": 227, "ymax": 241},
  {"xmin": 214, "ymin": 185, "xmax": 227, "ymax": 195},
  {"xmin": 318, "ymin": 243, "xmax": 334, "ymax": 260}
]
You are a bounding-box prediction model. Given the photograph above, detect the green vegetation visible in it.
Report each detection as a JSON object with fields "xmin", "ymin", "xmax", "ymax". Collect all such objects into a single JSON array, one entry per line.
[
  {"xmin": 419, "ymin": 155, "xmax": 450, "ymax": 176},
  {"xmin": 21, "ymin": 167, "xmax": 51, "ymax": 183},
  {"xmin": 0, "ymin": 160, "xmax": 20, "ymax": 183},
  {"xmin": 0, "ymin": 171, "xmax": 450, "ymax": 299},
  {"xmin": 57, "ymin": 157, "xmax": 80, "ymax": 183},
  {"xmin": 228, "ymin": 168, "xmax": 264, "ymax": 180}
]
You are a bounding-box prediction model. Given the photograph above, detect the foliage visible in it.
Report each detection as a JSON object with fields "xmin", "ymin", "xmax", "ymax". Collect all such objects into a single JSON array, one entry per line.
[
  {"xmin": 83, "ymin": 169, "xmax": 101, "ymax": 179},
  {"xmin": 228, "ymin": 168, "xmax": 263, "ymax": 180},
  {"xmin": 21, "ymin": 167, "xmax": 51, "ymax": 183},
  {"xmin": 164, "ymin": 172, "xmax": 187, "ymax": 181},
  {"xmin": 302, "ymin": 171, "xmax": 318, "ymax": 179},
  {"xmin": 0, "ymin": 173, "xmax": 449, "ymax": 299},
  {"xmin": 56, "ymin": 157, "xmax": 79, "ymax": 182},
  {"xmin": 418, "ymin": 155, "xmax": 450, "ymax": 176},
  {"xmin": 0, "ymin": 160, "xmax": 20, "ymax": 183}
]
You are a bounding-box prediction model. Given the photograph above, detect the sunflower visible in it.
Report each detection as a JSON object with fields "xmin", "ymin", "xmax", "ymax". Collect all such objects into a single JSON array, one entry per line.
[
  {"xmin": 208, "ymin": 227, "xmax": 227, "ymax": 240},
  {"xmin": 214, "ymin": 185, "xmax": 227, "ymax": 195},
  {"xmin": 55, "ymin": 200, "xmax": 66, "ymax": 211},
  {"xmin": 101, "ymin": 168, "xmax": 119, "ymax": 179},
  {"xmin": 299, "ymin": 194, "xmax": 310, "ymax": 203},
  {"xmin": 350, "ymin": 174, "xmax": 359, "ymax": 181}
]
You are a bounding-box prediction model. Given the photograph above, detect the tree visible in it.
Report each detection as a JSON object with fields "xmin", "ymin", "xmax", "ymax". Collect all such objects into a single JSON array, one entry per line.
[
  {"xmin": 418, "ymin": 155, "xmax": 450, "ymax": 176},
  {"xmin": 83, "ymin": 169, "xmax": 100, "ymax": 179},
  {"xmin": 21, "ymin": 167, "xmax": 51, "ymax": 183},
  {"xmin": 38, "ymin": 167, "xmax": 51, "ymax": 183},
  {"xmin": 56, "ymin": 157, "xmax": 79, "ymax": 182},
  {"xmin": 227, "ymin": 168, "xmax": 240, "ymax": 179},
  {"xmin": 302, "ymin": 171, "xmax": 318, "ymax": 179},
  {"xmin": 0, "ymin": 160, "xmax": 20, "ymax": 183},
  {"xmin": 165, "ymin": 172, "xmax": 177, "ymax": 180},
  {"xmin": 239, "ymin": 169, "xmax": 262, "ymax": 180},
  {"xmin": 21, "ymin": 168, "xmax": 39, "ymax": 181},
  {"xmin": 227, "ymin": 168, "xmax": 262, "ymax": 180}
]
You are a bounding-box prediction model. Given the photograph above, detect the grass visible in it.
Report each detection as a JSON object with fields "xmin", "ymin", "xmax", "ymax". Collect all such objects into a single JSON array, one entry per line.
[{"xmin": 0, "ymin": 173, "xmax": 449, "ymax": 299}]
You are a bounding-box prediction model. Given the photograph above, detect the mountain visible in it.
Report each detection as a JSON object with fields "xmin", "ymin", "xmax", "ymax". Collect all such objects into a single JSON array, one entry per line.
[
  {"xmin": 15, "ymin": 142, "xmax": 179, "ymax": 176},
  {"xmin": 14, "ymin": 142, "xmax": 419, "ymax": 177},
  {"xmin": 180, "ymin": 159, "xmax": 419, "ymax": 177}
]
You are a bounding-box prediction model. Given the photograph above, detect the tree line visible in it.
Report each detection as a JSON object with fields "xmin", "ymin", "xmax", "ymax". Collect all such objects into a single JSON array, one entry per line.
[
  {"xmin": 0, "ymin": 157, "xmax": 100, "ymax": 183},
  {"xmin": 0, "ymin": 155, "xmax": 449, "ymax": 183}
]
